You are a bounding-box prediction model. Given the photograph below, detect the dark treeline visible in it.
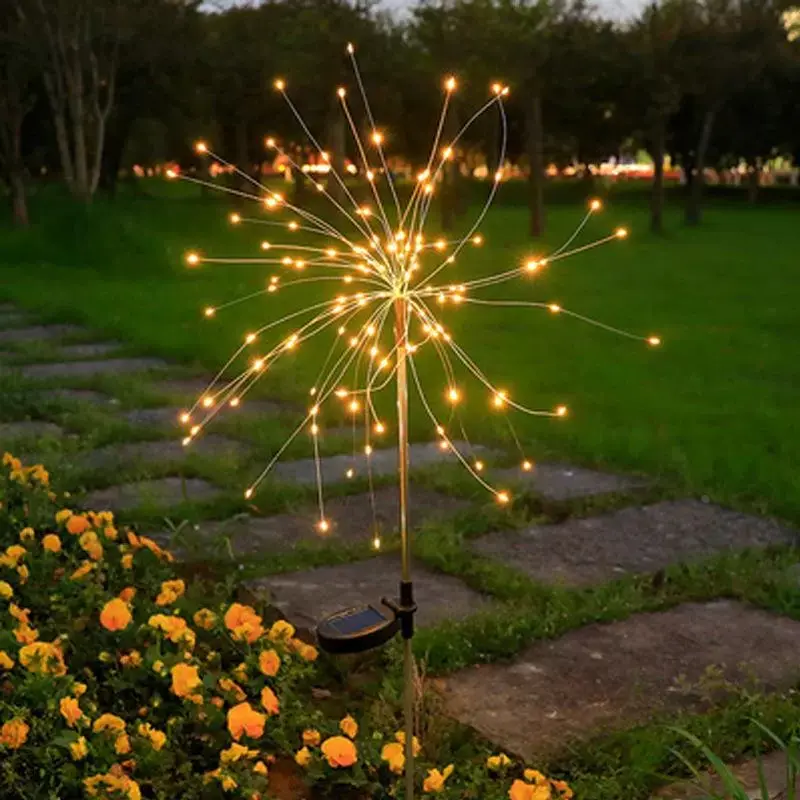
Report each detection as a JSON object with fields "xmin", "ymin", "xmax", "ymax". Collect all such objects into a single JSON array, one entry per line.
[{"xmin": 1, "ymin": 0, "xmax": 799, "ymax": 236}]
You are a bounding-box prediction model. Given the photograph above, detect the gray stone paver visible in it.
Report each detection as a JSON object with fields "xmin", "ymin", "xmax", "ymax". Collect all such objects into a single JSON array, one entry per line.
[
  {"xmin": 494, "ymin": 461, "xmax": 648, "ymax": 500},
  {"xmin": 272, "ymin": 440, "xmax": 488, "ymax": 486},
  {"xmin": 0, "ymin": 312, "xmax": 29, "ymax": 327},
  {"xmin": 181, "ymin": 486, "xmax": 469, "ymax": 556},
  {"xmin": 655, "ymin": 750, "xmax": 799, "ymax": 799},
  {"xmin": 0, "ymin": 421, "xmax": 63, "ymax": 443},
  {"xmin": 438, "ymin": 601, "xmax": 800, "ymax": 758},
  {"xmin": 123, "ymin": 407, "xmax": 192, "ymax": 427},
  {"xmin": 0, "ymin": 324, "xmax": 86, "ymax": 343},
  {"xmin": 78, "ymin": 434, "xmax": 247, "ymax": 471},
  {"xmin": 472, "ymin": 499, "xmax": 794, "ymax": 587},
  {"xmin": 251, "ymin": 554, "xmax": 490, "ymax": 630},
  {"xmin": 44, "ymin": 388, "xmax": 118, "ymax": 408},
  {"xmin": 22, "ymin": 357, "xmax": 169, "ymax": 379},
  {"xmin": 83, "ymin": 477, "xmax": 221, "ymax": 512},
  {"xmin": 123, "ymin": 399, "xmax": 289, "ymax": 429},
  {"xmin": 154, "ymin": 378, "xmax": 218, "ymax": 400},
  {"xmin": 58, "ymin": 342, "xmax": 122, "ymax": 359}
]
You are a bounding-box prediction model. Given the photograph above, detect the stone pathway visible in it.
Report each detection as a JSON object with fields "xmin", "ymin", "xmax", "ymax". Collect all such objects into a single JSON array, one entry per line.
[
  {"xmin": 0, "ymin": 420, "xmax": 63, "ymax": 444},
  {"xmin": 656, "ymin": 749, "xmax": 799, "ymax": 799},
  {"xmin": 495, "ymin": 460, "xmax": 648, "ymax": 500},
  {"xmin": 83, "ymin": 477, "xmax": 222, "ymax": 513},
  {"xmin": 77, "ymin": 434, "xmax": 248, "ymax": 472},
  {"xmin": 251, "ymin": 554, "xmax": 490, "ymax": 630},
  {"xmin": 174, "ymin": 485, "xmax": 470, "ymax": 556},
  {"xmin": 0, "ymin": 323, "xmax": 85, "ymax": 343},
  {"xmin": 155, "ymin": 377, "xmax": 221, "ymax": 400},
  {"xmin": 45, "ymin": 388, "xmax": 118, "ymax": 408},
  {"xmin": 438, "ymin": 601, "xmax": 800, "ymax": 758},
  {"xmin": 472, "ymin": 499, "xmax": 793, "ymax": 587},
  {"xmin": 271, "ymin": 441, "xmax": 489, "ymax": 485},
  {"xmin": 122, "ymin": 399, "xmax": 290, "ymax": 429},
  {"xmin": 58, "ymin": 342, "xmax": 122, "ymax": 359},
  {"xmin": 4, "ymin": 297, "xmax": 800, "ymax": 786},
  {"xmin": 21, "ymin": 357, "xmax": 169, "ymax": 379},
  {"xmin": 0, "ymin": 311, "xmax": 29, "ymax": 327}
]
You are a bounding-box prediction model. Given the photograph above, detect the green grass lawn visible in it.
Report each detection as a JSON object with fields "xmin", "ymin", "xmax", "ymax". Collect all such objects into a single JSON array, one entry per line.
[
  {"xmin": 2, "ymin": 181, "xmax": 800, "ymax": 799},
  {"xmin": 1, "ymin": 180, "xmax": 799, "ymax": 524}
]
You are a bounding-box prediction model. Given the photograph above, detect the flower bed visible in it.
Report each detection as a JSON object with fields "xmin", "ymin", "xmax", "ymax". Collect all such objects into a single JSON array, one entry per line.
[{"xmin": 0, "ymin": 453, "xmax": 571, "ymax": 800}]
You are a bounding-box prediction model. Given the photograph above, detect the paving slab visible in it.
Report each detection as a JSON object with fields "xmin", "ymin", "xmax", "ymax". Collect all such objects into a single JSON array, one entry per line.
[
  {"xmin": 0, "ymin": 312, "xmax": 30, "ymax": 328},
  {"xmin": 494, "ymin": 461, "xmax": 648, "ymax": 500},
  {"xmin": 272, "ymin": 440, "xmax": 488, "ymax": 486},
  {"xmin": 123, "ymin": 399, "xmax": 289, "ymax": 429},
  {"xmin": 0, "ymin": 324, "xmax": 86, "ymax": 344},
  {"xmin": 44, "ymin": 388, "xmax": 119, "ymax": 408},
  {"xmin": 181, "ymin": 486, "xmax": 470, "ymax": 556},
  {"xmin": 438, "ymin": 601, "xmax": 800, "ymax": 758},
  {"xmin": 58, "ymin": 342, "xmax": 122, "ymax": 359},
  {"xmin": 0, "ymin": 421, "xmax": 63, "ymax": 443},
  {"xmin": 655, "ymin": 749, "xmax": 799, "ymax": 799},
  {"xmin": 83, "ymin": 477, "xmax": 221, "ymax": 513},
  {"xmin": 22, "ymin": 357, "xmax": 170, "ymax": 379},
  {"xmin": 251, "ymin": 555, "xmax": 490, "ymax": 630},
  {"xmin": 472, "ymin": 500, "xmax": 794, "ymax": 587},
  {"xmin": 153, "ymin": 379, "xmax": 300, "ymax": 418},
  {"xmin": 78, "ymin": 435, "xmax": 247, "ymax": 471},
  {"xmin": 154, "ymin": 377, "xmax": 217, "ymax": 400}
]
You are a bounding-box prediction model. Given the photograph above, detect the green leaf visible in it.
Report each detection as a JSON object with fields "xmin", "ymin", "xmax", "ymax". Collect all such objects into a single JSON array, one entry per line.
[
  {"xmin": 670, "ymin": 727, "xmax": 750, "ymax": 800},
  {"xmin": 50, "ymin": 731, "xmax": 80, "ymax": 748}
]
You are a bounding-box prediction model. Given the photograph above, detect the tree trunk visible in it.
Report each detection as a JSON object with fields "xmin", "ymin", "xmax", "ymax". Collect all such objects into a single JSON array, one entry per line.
[
  {"xmin": 10, "ymin": 171, "xmax": 29, "ymax": 226},
  {"xmin": 99, "ymin": 114, "xmax": 133, "ymax": 196},
  {"xmin": 68, "ymin": 58, "xmax": 91, "ymax": 201},
  {"xmin": 0, "ymin": 94, "xmax": 31, "ymax": 226},
  {"xmin": 685, "ymin": 109, "xmax": 715, "ymax": 227},
  {"xmin": 650, "ymin": 120, "xmax": 665, "ymax": 234},
  {"xmin": 44, "ymin": 77, "xmax": 76, "ymax": 189},
  {"xmin": 525, "ymin": 92, "xmax": 545, "ymax": 238},
  {"xmin": 89, "ymin": 110, "xmax": 108, "ymax": 196},
  {"xmin": 747, "ymin": 162, "xmax": 760, "ymax": 204},
  {"xmin": 581, "ymin": 165, "xmax": 595, "ymax": 190}
]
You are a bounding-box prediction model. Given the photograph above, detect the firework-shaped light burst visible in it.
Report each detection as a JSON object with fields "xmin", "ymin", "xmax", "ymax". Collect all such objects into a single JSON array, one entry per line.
[{"xmin": 167, "ymin": 43, "xmax": 660, "ymax": 798}]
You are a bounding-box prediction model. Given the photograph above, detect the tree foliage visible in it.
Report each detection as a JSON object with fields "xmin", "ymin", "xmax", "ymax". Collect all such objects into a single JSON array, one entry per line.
[{"xmin": 2, "ymin": 0, "xmax": 799, "ymax": 231}]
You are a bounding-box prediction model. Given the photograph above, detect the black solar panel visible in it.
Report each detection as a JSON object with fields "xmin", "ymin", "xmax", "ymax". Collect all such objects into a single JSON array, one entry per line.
[{"xmin": 329, "ymin": 607, "xmax": 385, "ymax": 635}]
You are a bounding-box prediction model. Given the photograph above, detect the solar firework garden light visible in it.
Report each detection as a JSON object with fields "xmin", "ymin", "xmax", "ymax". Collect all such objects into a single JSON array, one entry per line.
[{"xmin": 168, "ymin": 43, "xmax": 661, "ymax": 799}]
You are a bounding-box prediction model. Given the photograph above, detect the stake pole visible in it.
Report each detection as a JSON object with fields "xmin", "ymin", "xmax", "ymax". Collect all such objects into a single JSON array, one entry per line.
[{"xmin": 394, "ymin": 296, "xmax": 415, "ymax": 800}]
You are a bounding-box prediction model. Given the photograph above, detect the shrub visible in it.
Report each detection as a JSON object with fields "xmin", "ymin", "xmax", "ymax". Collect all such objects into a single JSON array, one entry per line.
[{"xmin": 0, "ymin": 453, "xmax": 570, "ymax": 800}]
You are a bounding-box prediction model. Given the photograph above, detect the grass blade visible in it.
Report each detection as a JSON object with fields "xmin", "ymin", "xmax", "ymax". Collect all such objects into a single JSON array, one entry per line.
[{"xmin": 671, "ymin": 728, "xmax": 751, "ymax": 800}]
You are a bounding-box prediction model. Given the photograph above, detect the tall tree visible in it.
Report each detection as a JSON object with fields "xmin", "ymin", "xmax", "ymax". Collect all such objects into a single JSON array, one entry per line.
[
  {"xmin": 628, "ymin": 2, "xmax": 686, "ymax": 232},
  {"xmin": 14, "ymin": 0, "xmax": 125, "ymax": 201},
  {"xmin": 99, "ymin": 0, "xmax": 203, "ymax": 194},
  {"xmin": 545, "ymin": 12, "xmax": 629, "ymax": 189},
  {"xmin": 410, "ymin": 1, "xmax": 472, "ymax": 232},
  {"xmin": 672, "ymin": 0, "xmax": 785, "ymax": 225},
  {"xmin": 413, "ymin": 0, "xmax": 561, "ymax": 238},
  {"xmin": 477, "ymin": 0, "xmax": 558, "ymax": 239}
]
